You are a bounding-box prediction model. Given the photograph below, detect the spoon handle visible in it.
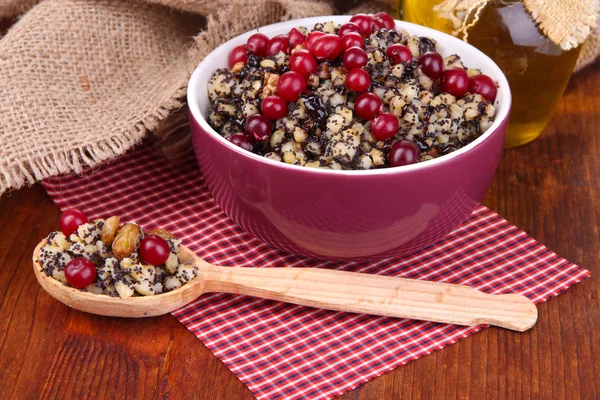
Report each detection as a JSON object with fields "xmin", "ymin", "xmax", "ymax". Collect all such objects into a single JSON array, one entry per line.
[{"xmin": 203, "ymin": 265, "xmax": 537, "ymax": 332}]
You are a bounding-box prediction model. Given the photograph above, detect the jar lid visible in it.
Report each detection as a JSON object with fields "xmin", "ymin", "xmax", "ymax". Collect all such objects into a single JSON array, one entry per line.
[{"xmin": 434, "ymin": 0, "xmax": 599, "ymax": 50}]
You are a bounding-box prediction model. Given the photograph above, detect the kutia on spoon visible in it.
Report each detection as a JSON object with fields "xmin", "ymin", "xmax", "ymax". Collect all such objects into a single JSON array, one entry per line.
[{"xmin": 33, "ymin": 210, "xmax": 538, "ymax": 332}]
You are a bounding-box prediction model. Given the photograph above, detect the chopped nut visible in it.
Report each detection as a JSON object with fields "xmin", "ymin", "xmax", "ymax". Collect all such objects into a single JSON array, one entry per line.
[
  {"xmin": 370, "ymin": 148, "xmax": 385, "ymax": 166},
  {"xmin": 101, "ymin": 216, "xmax": 120, "ymax": 246},
  {"xmin": 175, "ymin": 263, "xmax": 198, "ymax": 283},
  {"xmin": 406, "ymin": 36, "xmax": 421, "ymax": 57},
  {"xmin": 164, "ymin": 276, "xmax": 182, "ymax": 291},
  {"xmin": 133, "ymin": 280, "xmax": 157, "ymax": 296},
  {"xmin": 260, "ymin": 59, "xmax": 276, "ymax": 69},
  {"xmin": 467, "ymin": 68, "xmax": 481, "ymax": 78},
  {"xmin": 283, "ymin": 152, "xmax": 296, "ymax": 164},
  {"xmin": 307, "ymin": 74, "xmax": 319, "ymax": 87},
  {"xmin": 266, "ymin": 73, "xmax": 279, "ymax": 86},
  {"xmin": 111, "ymin": 223, "xmax": 141, "ymax": 260},
  {"xmin": 358, "ymin": 155, "xmax": 373, "ymax": 169},
  {"xmin": 130, "ymin": 264, "xmax": 155, "ymax": 283},
  {"xmin": 444, "ymin": 54, "xmax": 464, "ymax": 70},
  {"xmin": 327, "ymin": 114, "xmax": 345, "ymax": 133},
  {"xmin": 293, "ymin": 127, "xmax": 308, "ymax": 143},
  {"xmin": 52, "ymin": 269, "xmax": 68, "ymax": 284},
  {"xmin": 242, "ymin": 103, "xmax": 259, "ymax": 118},
  {"xmin": 146, "ymin": 228, "xmax": 174, "ymax": 241},
  {"xmin": 264, "ymin": 152, "xmax": 282, "ymax": 162},
  {"xmin": 391, "ymin": 64, "xmax": 404, "ymax": 78},
  {"xmin": 231, "ymin": 61, "xmax": 245, "ymax": 73},
  {"xmin": 270, "ymin": 129, "xmax": 286, "ymax": 147},
  {"xmin": 115, "ymin": 280, "xmax": 134, "ymax": 299},
  {"xmin": 390, "ymin": 96, "xmax": 406, "ymax": 116},
  {"xmin": 165, "ymin": 253, "xmax": 179, "ymax": 274},
  {"xmin": 305, "ymin": 141, "xmax": 322, "ymax": 156},
  {"xmin": 51, "ymin": 232, "xmax": 70, "ymax": 251}
]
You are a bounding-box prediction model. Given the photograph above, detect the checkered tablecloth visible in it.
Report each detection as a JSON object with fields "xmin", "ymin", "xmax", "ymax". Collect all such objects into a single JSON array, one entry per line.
[{"xmin": 43, "ymin": 145, "xmax": 590, "ymax": 400}]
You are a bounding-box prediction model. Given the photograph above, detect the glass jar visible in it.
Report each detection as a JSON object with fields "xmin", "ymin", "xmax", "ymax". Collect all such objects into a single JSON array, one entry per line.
[{"xmin": 401, "ymin": 0, "xmax": 581, "ymax": 148}]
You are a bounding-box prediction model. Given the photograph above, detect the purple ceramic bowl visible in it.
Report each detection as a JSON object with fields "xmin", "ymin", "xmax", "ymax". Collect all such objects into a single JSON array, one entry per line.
[{"xmin": 187, "ymin": 16, "xmax": 511, "ymax": 261}]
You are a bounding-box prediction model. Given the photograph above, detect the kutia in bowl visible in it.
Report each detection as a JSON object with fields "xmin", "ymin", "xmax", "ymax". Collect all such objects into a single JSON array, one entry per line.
[
  {"xmin": 188, "ymin": 15, "xmax": 511, "ymax": 260},
  {"xmin": 206, "ymin": 12, "xmax": 498, "ymax": 170}
]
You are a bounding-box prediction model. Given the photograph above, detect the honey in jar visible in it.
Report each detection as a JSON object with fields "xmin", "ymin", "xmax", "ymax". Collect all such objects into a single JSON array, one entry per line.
[{"xmin": 402, "ymin": 0, "xmax": 581, "ymax": 148}]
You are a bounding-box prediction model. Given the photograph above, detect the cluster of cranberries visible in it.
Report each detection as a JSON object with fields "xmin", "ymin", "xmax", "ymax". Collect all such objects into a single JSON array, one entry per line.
[
  {"xmin": 58, "ymin": 209, "xmax": 170, "ymax": 289},
  {"xmin": 226, "ymin": 12, "xmax": 497, "ymax": 168}
]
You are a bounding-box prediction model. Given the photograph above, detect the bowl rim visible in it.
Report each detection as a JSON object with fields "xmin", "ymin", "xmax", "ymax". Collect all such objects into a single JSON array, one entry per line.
[{"xmin": 187, "ymin": 16, "xmax": 512, "ymax": 176}]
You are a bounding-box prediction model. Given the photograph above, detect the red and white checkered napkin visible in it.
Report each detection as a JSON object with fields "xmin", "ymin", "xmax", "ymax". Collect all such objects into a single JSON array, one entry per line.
[{"xmin": 43, "ymin": 145, "xmax": 590, "ymax": 400}]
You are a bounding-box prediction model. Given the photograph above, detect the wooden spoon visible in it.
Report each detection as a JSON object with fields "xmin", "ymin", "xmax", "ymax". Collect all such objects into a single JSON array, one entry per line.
[{"xmin": 32, "ymin": 240, "xmax": 538, "ymax": 331}]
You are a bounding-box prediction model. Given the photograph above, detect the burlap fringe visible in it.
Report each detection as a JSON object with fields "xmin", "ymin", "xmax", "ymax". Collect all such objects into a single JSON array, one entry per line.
[
  {"xmin": 576, "ymin": 22, "xmax": 600, "ymax": 71},
  {"xmin": 525, "ymin": 0, "xmax": 599, "ymax": 50},
  {"xmin": 0, "ymin": 0, "xmax": 38, "ymax": 18}
]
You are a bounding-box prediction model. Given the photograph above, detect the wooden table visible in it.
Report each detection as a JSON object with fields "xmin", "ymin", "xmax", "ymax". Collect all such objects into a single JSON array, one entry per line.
[{"xmin": 1, "ymin": 24, "xmax": 599, "ymax": 400}]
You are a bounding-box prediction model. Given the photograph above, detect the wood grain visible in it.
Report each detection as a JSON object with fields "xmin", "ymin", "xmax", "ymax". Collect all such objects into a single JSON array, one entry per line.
[
  {"xmin": 1, "ymin": 28, "xmax": 599, "ymax": 400},
  {"xmin": 203, "ymin": 262, "xmax": 537, "ymax": 331}
]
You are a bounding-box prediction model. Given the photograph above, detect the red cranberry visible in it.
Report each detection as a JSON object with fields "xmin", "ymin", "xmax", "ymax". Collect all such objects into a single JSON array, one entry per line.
[
  {"xmin": 288, "ymin": 28, "xmax": 305, "ymax": 49},
  {"xmin": 261, "ymin": 95, "xmax": 288, "ymax": 120},
  {"xmin": 350, "ymin": 13, "xmax": 375, "ymax": 36},
  {"xmin": 386, "ymin": 44, "xmax": 412, "ymax": 64},
  {"xmin": 373, "ymin": 12, "xmax": 395, "ymax": 30},
  {"xmin": 246, "ymin": 33, "xmax": 269, "ymax": 56},
  {"xmin": 277, "ymin": 71, "xmax": 307, "ymax": 101},
  {"xmin": 245, "ymin": 114, "xmax": 272, "ymax": 141},
  {"xmin": 304, "ymin": 31, "xmax": 325, "ymax": 51},
  {"xmin": 140, "ymin": 235, "xmax": 171, "ymax": 266},
  {"xmin": 354, "ymin": 92, "xmax": 383, "ymax": 120},
  {"xmin": 343, "ymin": 46, "xmax": 368, "ymax": 70},
  {"xmin": 311, "ymin": 34, "xmax": 342, "ymax": 60},
  {"xmin": 289, "ymin": 49, "xmax": 318, "ymax": 78},
  {"xmin": 419, "ymin": 52, "xmax": 444, "ymax": 79},
  {"xmin": 369, "ymin": 16, "xmax": 385, "ymax": 32},
  {"xmin": 441, "ymin": 68, "xmax": 469, "ymax": 97},
  {"xmin": 341, "ymin": 32, "xmax": 364, "ymax": 51},
  {"xmin": 228, "ymin": 45, "xmax": 248, "ymax": 68},
  {"xmin": 267, "ymin": 34, "xmax": 289, "ymax": 56},
  {"xmin": 469, "ymin": 74, "xmax": 497, "ymax": 102},
  {"xmin": 338, "ymin": 22, "xmax": 362, "ymax": 37},
  {"xmin": 371, "ymin": 112, "xmax": 399, "ymax": 140},
  {"xmin": 346, "ymin": 68, "xmax": 370, "ymax": 92},
  {"xmin": 388, "ymin": 140, "xmax": 420, "ymax": 167},
  {"xmin": 65, "ymin": 258, "xmax": 97, "ymax": 289},
  {"xmin": 227, "ymin": 133, "xmax": 254, "ymax": 152},
  {"xmin": 60, "ymin": 209, "xmax": 88, "ymax": 237}
]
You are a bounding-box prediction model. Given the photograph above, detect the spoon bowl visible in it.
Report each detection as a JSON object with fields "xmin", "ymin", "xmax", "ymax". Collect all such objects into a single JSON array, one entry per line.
[
  {"xmin": 33, "ymin": 239, "xmax": 538, "ymax": 331},
  {"xmin": 33, "ymin": 240, "xmax": 207, "ymax": 317}
]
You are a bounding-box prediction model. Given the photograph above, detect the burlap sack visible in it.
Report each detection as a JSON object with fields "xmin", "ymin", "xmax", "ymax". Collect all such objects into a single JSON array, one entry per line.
[
  {"xmin": 0, "ymin": 0, "xmax": 335, "ymax": 195},
  {"xmin": 0, "ymin": 0, "xmax": 223, "ymax": 18}
]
